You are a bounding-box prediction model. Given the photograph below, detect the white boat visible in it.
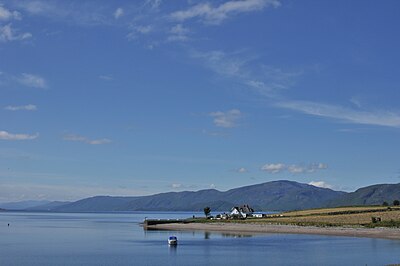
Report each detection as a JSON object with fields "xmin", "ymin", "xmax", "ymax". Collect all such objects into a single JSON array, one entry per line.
[{"xmin": 168, "ymin": 236, "xmax": 178, "ymax": 245}]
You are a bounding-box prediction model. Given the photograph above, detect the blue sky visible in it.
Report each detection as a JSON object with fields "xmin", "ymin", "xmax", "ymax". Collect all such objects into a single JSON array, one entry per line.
[{"xmin": 1, "ymin": 0, "xmax": 400, "ymax": 202}]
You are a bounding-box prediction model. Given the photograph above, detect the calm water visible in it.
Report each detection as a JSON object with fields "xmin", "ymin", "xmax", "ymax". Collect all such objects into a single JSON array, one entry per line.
[{"xmin": 0, "ymin": 212, "xmax": 400, "ymax": 266}]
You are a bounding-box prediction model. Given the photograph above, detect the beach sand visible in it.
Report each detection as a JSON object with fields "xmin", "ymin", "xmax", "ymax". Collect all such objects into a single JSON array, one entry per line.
[{"xmin": 146, "ymin": 222, "xmax": 400, "ymax": 240}]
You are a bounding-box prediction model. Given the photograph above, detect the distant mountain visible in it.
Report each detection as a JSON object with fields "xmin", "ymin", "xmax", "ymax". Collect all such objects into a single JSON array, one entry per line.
[
  {"xmin": 53, "ymin": 180, "xmax": 346, "ymax": 212},
  {"xmin": 25, "ymin": 201, "xmax": 71, "ymax": 211},
  {"xmin": 8, "ymin": 181, "xmax": 399, "ymax": 213},
  {"xmin": 329, "ymin": 183, "xmax": 400, "ymax": 207},
  {"xmin": 53, "ymin": 196, "xmax": 137, "ymax": 212},
  {"xmin": 0, "ymin": 200, "xmax": 52, "ymax": 210}
]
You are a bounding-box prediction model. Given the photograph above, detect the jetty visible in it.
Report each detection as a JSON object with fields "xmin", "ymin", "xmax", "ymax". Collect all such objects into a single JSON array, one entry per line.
[{"xmin": 142, "ymin": 218, "xmax": 190, "ymax": 229}]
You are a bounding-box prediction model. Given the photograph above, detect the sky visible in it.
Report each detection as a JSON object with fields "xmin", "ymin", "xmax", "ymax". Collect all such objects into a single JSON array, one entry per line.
[{"xmin": 1, "ymin": 0, "xmax": 400, "ymax": 203}]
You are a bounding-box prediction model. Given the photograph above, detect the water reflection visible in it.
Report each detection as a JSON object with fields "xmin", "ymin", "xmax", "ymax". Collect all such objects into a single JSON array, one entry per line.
[
  {"xmin": 168, "ymin": 244, "xmax": 178, "ymax": 255},
  {"xmin": 221, "ymin": 232, "xmax": 253, "ymax": 238},
  {"xmin": 202, "ymin": 231, "xmax": 254, "ymax": 239}
]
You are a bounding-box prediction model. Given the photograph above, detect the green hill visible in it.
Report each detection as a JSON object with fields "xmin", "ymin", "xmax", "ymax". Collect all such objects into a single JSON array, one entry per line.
[{"xmin": 329, "ymin": 183, "xmax": 400, "ymax": 207}]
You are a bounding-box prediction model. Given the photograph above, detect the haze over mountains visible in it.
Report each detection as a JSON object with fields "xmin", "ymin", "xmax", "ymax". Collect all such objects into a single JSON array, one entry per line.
[{"xmin": 2, "ymin": 180, "xmax": 400, "ymax": 212}]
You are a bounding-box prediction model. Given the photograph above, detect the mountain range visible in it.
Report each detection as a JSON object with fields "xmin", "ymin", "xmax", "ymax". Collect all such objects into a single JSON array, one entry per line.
[{"xmin": 2, "ymin": 180, "xmax": 400, "ymax": 212}]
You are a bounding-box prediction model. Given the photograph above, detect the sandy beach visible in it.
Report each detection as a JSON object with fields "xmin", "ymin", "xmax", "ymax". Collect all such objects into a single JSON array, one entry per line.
[{"xmin": 146, "ymin": 222, "xmax": 400, "ymax": 240}]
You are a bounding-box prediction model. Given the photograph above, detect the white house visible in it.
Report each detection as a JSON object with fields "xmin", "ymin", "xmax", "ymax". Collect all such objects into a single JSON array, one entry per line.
[{"xmin": 230, "ymin": 205, "xmax": 254, "ymax": 218}]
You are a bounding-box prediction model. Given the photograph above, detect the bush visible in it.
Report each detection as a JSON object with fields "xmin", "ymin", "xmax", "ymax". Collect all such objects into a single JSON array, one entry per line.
[
  {"xmin": 383, "ymin": 201, "xmax": 389, "ymax": 206},
  {"xmin": 393, "ymin": 200, "xmax": 400, "ymax": 206}
]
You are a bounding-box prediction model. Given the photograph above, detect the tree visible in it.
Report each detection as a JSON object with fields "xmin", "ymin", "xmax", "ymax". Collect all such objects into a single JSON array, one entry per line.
[
  {"xmin": 393, "ymin": 200, "xmax": 400, "ymax": 206},
  {"xmin": 383, "ymin": 201, "xmax": 389, "ymax": 206},
  {"xmin": 204, "ymin": 207, "xmax": 211, "ymax": 217}
]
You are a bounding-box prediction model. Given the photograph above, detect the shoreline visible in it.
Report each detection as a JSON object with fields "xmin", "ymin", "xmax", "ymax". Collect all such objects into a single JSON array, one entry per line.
[{"xmin": 146, "ymin": 222, "xmax": 400, "ymax": 240}]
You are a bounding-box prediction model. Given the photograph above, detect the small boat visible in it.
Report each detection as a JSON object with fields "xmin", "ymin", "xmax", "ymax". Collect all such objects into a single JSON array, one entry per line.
[{"xmin": 168, "ymin": 236, "xmax": 178, "ymax": 245}]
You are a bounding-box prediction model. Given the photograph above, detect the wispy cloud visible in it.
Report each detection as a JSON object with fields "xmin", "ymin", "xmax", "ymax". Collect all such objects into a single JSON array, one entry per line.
[
  {"xmin": 191, "ymin": 50, "xmax": 297, "ymax": 97},
  {"xmin": 170, "ymin": 0, "xmax": 280, "ymax": 25},
  {"xmin": 4, "ymin": 104, "xmax": 37, "ymax": 111},
  {"xmin": 63, "ymin": 134, "xmax": 111, "ymax": 145},
  {"xmin": 209, "ymin": 109, "xmax": 242, "ymax": 128},
  {"xmin": 16, "ymin": 73, "xmax": 47, "ymax": 88},
  {"xmin": 261, "ymin": 162, "xmax": 328, "ymax": 174},
  {"xmin": 144, "ymin": 0, "xmax": 162, "ymax": 10},
  {"xmin": 167, "ymin": 24, "xmax": 189, "ymax": 42},
  {"xmin": 0, "ymin": 23, "xmax": 31, "ymax": 42},
  {"xmin": 0, "ymin": 5, "xmax": 21, "ymax": 21},
  {"xmin": 277, "ymin": 100, "xmax": 400, "ymax": 128},
  {"xmin": 14, "ymin": 0, "xmax": 112, "ymax": 27},
  {"xmin": 287, "ymin": 163, "xmax": 327, "ymax": 174},
  {"xmin": 114, "ymin": 7, "xmax": 124, "ymax": 19},
  {"xmin": 0, "ymin": 130, "xmax": 38, "ymax": 140},
  {"xmin": 127, "ymin": 24, "xmax": 153, "ymax": 40},
  {"xmin": 0, "ymin": 4, "xmax": 31, "ymax": 43}
]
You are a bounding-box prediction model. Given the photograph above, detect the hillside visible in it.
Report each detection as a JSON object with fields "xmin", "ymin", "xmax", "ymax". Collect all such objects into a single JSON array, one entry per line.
[
  {"xmin": 329, "ymin": 183, "xmax": 400, "ymax": 207},
  {"xmin": 6, "ymin": 181, "xmax": 399, "ymax": 213},
  {"xmin": 222, "ymin": 180, "xmax": 346, "ymax": 211},
  {"xmin": 53, "ymin": 180, "xmax": 345, "ymax": 212}
]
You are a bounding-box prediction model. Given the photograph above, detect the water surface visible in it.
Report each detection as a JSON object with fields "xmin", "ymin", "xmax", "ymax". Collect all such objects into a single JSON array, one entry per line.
[{"xmin": 1, "ymin": 212, "xmax": 399, "ymax": 265}]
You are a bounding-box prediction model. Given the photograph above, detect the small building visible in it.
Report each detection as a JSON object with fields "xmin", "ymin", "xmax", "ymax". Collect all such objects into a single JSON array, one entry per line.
[{"xmin": 230, "ymin": 204, "xmax": 254, "ymax": 218}]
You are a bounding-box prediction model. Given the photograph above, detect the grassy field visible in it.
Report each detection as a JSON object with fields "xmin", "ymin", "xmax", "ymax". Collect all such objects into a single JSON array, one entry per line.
[
  {"xmin": 200, "ymin": 206, "xmax": 400, "ymax": 228},
  {"xmin": 251, "ymin": 206, "xmax": 400, "ymax": 227}
]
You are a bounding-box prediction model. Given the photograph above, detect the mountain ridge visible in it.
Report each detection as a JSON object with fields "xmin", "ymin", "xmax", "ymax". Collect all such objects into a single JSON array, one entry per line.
[{"xmin": 3, "ymin": 180, "xmax": 400, "ymax": 212}]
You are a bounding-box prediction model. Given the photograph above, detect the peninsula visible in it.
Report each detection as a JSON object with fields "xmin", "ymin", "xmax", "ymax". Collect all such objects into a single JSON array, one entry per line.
[{"xmin": 145, "ymin": 206, "xmax": 400, "ymax": 240}]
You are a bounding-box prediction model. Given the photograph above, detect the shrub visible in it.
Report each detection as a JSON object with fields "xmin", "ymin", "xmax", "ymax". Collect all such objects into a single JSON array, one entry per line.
[{"xmin": 393, "ymin": 200, "xmax": 400, "ymax": 206}]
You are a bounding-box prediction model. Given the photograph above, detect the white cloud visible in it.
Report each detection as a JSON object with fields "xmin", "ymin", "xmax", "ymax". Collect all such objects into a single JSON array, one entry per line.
[
  {"xmin": 287, "ymin": 163, "xmax": 327, "ymax": 174},
  {"xmin": 261, "ymin": 163, "xmax": 286, "ymax": 174},
  {"xmin": 237, "ymin": 167, "xmax": 248, "ymax": 173},
  {"xmin": 171, "ymin": 183, "xmax": 182, "ymax": 189},
  {"xmin": 0, "ymin": 5, "xmax": 21, "ymax": 21},
  {"xmin": 170, "ymin": 0, "xmax": 280, "ymax": 25},
  {"xmin": 114, "ymin": 7, "xmax": 124, "ymax": 19},
  {"xmin": 5, "ymin": 104, "xmax": 37, "ymax": 111},
  {"xmin": 63, "ymin": 134, "xmax": 111, "ymax": 145},
  {"xmin": 209, "ymin": 109, "xmax": 242, "ymax": 128},
  {"xmin": 308, "ymin": 181, "xmax": 333, "ymax": 189},
  {"xmin": 262, "ymin": 162, "xmax": 328, "ymax": 174},
  {"xmin": 277, "ymin": 100, "xmax": 400, "ymax": 128},
  {"xmin": 0, "ymin": 24, "xmax": 32, "ymax": 42},
  {"xmin": 167, "ymin": 24, "xmax": 190, "ymax": 42},
  {"xmin": 0, "ymin": 130, "xmax": 38, "ymax": 140},
  {"xmin": 17, "ymin": 73, "xmax": 47, "ymax": 88}
]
